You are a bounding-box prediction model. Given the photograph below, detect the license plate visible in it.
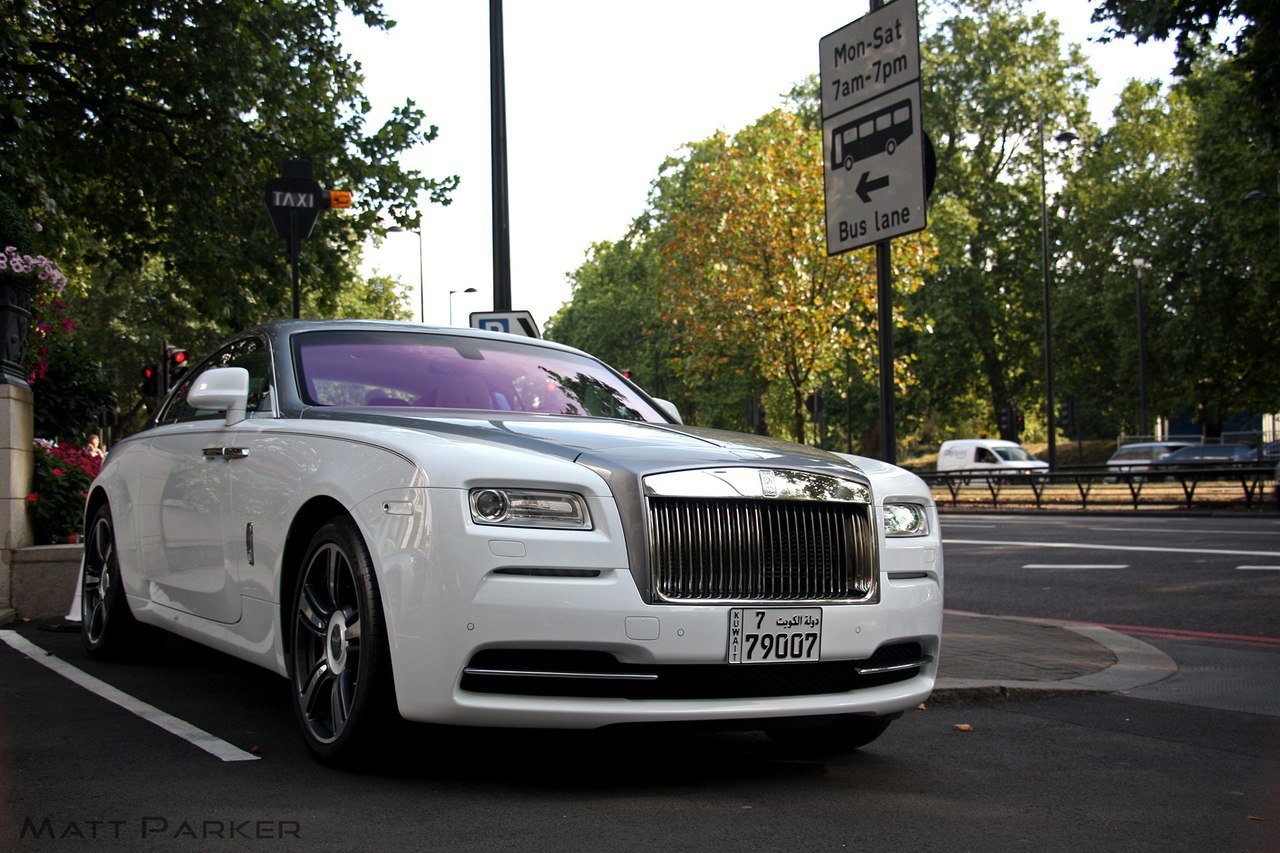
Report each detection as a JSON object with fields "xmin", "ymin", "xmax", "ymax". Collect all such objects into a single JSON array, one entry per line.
[{"xmin": 727, "ymin": 608, "xmax": 822, "ymax": 664}]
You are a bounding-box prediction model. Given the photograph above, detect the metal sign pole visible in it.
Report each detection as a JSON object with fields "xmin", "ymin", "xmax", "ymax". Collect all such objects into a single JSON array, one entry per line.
[
  {"xmin": 289, "ymin": 209, "xmax": 301, "ymax": 319},
  {"xmin": 490, "ymin": 0, "xmax": 512, "ymax": 312},
  {"xmin": 876, "ymin": 240, "xmax": 895, "ymax": 464}
]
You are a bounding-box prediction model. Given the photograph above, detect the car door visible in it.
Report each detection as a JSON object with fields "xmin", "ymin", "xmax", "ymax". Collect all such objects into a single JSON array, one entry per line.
[{"xmin": 139, "ymin": 335, "xmax": 275, "ymax": 624}]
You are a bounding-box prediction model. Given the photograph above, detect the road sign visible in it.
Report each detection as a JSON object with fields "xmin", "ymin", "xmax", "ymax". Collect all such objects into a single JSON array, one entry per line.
[
  {"xmin": 470, "ymin": 310, "xmax": 540, "ymax": 338},
  {"xmin": 820, "ymin": 0, "xmax": 926, "ymax": 255}
]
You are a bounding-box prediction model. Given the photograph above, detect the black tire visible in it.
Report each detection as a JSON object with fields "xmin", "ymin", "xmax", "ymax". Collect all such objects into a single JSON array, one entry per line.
[
  {"xmin": 289, "ymin": 516, "xmax": 396, "ymax": 765},
  {"xmin": 766, "ymin": 714, "xmax": 896, "ymax": 754},
  {"xmin": 82, "ymin": 503, "xmax": 142, "ymax": 658}
]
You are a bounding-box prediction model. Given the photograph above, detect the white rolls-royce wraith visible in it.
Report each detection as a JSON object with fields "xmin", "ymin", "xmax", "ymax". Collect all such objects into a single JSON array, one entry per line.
[{"xmin": 82, "ymin": 320, "xmax": 943, "ymax": 763}]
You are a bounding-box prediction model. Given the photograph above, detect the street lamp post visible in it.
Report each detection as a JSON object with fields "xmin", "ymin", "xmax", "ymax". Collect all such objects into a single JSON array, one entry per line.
[
  {"xmin": 1133, "ymin": 258, "xmax": 1149, "ymax": 439},
  {"xmin": 1039, "ymin": 120, "xmax": 1077, "ymax": 470},
  {"xmin": 388, "ymin": 226, "xmax": 425, "ymax": 322},
  {"xmin": 449, "ymin": 287, "xmax": 477, "ymax": 325}
]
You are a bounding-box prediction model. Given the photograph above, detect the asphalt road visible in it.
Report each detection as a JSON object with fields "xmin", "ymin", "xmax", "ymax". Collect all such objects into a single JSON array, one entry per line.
[
  {"xmin": 1, "ymin": 512, "xmax": 1278, "ymax": 851},
  {"xmin": 939, "ymin": 513, "xmax": 1280, "ymax": 637}
]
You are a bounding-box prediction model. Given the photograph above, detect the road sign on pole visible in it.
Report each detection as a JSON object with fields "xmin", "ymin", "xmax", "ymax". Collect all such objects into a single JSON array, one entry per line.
[
  {"xmin": 470, "ymin": 310, "xmax": 540, "ymax": 338},
  {"xmin": 820, "ymin": 0, "xmax": 926, "ymax": 255},
  {"xmin": 264, "ymin": 160, "xmax": 351, "ymax": 319}
]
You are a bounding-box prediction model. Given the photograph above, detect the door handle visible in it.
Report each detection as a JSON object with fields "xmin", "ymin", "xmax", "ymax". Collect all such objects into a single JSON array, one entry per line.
[{"xmin": 202, "ymin": 447, "xmax": 250, "ymax": 459}]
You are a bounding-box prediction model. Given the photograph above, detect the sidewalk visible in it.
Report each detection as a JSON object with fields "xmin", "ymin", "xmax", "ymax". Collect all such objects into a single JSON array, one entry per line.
[{"xmin": 933, "ymin": 609, "xmax": 1177, "ymax": 701}]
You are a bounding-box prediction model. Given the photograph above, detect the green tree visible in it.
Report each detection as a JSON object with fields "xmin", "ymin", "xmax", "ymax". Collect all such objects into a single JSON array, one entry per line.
[
  {"xmin": 1056, "ymin": 57, "xmax": 1279, "ymax": 438},
  {"xmin": 1091, "ymin": 0, "xmax": 1279, "ymax": 143},
  {"xmin": 1, "ymin": 0, "xmax": 456, "ymax": 413},
  {"xmin": 1054, "ymin": 80, "xmax": 1191, "ymax": 437},
  {"xmin": 544, "ymin": 225, "xmax": 682, "ymax": 410},
  {"xmin": 652, "ymin": 110, "xmax": 932, "ymax": 446},
  {"xmin": 913, "ymin": 0, "xmax": 1095, "ymax": 443}
]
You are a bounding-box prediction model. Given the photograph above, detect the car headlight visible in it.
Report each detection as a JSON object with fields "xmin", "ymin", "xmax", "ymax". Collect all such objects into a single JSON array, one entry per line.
[
  {"xmin": 883, "ymin": 502, "xmax": 929, "ymax": 537},
  {"xmin": 469, "ymin": 488, "xmax": 592, "ymax": 530}
]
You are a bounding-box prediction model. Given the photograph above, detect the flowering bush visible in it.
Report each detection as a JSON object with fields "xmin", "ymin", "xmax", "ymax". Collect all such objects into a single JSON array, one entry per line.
[
  {"xmin": 27, "ymin": 439, "xmax": 101, "ymax": 544},
  {"xmin": 26, "ymin": 290, "xmax": 77, "ymax": 386},
  {"xmin": 0, "ymin": 245, "xmax": 67, "ymax": 292}
]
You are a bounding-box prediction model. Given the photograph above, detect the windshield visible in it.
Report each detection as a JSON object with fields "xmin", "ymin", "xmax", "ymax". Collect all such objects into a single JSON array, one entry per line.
[
  {"xmin": 994, "ymin": 446, "xmax": 1038, "ymax": 462},
  {"xmin": 292, "ymin": 330, "xmax": 668, "ymax": 422}
]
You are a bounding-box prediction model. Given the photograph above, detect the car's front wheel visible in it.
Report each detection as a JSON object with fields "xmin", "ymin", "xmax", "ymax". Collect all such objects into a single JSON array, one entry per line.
[
  {"xmin": 289, "ymin": 516, "xmax": 395, "ymax": 764},
  {"xmin": 82, "ymin": 503, "xmax": 142, "ymax": 658}
]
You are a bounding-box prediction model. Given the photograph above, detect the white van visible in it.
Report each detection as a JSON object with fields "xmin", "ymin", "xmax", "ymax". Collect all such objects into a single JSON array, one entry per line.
[{"xmin": 937, "ymin": 439, "xmax": 1048, "ymax": 473}]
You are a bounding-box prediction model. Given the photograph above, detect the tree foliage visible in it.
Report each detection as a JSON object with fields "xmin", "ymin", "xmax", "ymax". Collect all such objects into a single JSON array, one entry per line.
[
  {"xmin": 549, "ymin": 0, "xmax": 1277, "ymax": 459},
  {"xmin": 913, "ymin": 0, "xmax": 1095, "ymax": 443},
  {"xmin": 655, "ymin": 110, "xmax": 933, "ymax": 445},
  {"xmin": 1091, "ymin": 0, "xmax": 1279, "ymax": 142},
  {"xmin": 550, "ymin": 107, "xmax": 933, "ymax": 450},
  {"xmin": 544, "ymin": 227, "xmax": 680, "ymax": 408},
  {"xmin": 1056, "ymin": 58, "xmax": 1280, "ymax": 438},
  {"xmin": 1, "ymin": 0, "xmax": 457, "ymax": 420}
]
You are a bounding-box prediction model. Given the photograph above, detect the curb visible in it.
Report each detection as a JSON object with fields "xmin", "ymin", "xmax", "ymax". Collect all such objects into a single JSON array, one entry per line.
[{"xmin": 931, "ymin": 613, "xmax": 1178, "ymax": 702}]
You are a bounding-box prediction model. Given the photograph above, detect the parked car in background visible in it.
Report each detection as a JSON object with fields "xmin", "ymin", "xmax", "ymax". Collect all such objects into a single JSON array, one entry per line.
[
  {"xmin": 81, "ymin": 320, "xmax": 943, "ymax": 764},
  {"xmin": 1105, "ymin": 441, "xmax": 1194, "ymax": 475},
  {"xmin": 936, "ymin": 439, "xmax": 1048, "ymax": 474},
  {"xmin": 1149, "ymin": 443, "xmax": 1260, "ymax": 467}
]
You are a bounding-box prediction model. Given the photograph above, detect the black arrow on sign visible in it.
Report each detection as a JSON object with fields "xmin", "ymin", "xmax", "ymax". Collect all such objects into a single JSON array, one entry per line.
[{"xmin": 856, "ymin": 171, "xmax": 890, "ymax": 204}]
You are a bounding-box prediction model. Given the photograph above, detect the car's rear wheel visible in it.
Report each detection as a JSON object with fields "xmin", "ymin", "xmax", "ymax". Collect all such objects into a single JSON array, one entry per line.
[
  {"xmin": 82, "ymin": 503, "xmax": 142, "ymax": 658},
  {"xmin": 766, "ymin": 714, "xmax": 896, "ymax": 753},
  {"xmin": 289, "ymin": 516, "xmax": 395, "ymax": 764}
]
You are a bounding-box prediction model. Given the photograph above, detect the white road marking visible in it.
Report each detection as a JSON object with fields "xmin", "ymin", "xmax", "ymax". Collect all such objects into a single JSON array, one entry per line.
[
  {"xmin": 1089, "ymin": 526, "xmax": 1280, "ymax": 537},
  {"xmin": 944, "ymin": 538, "xmax": 1280, "ymax": 559},
  {"xmin": 0, "ymin": 631, "xmax": 259, "ymax": 762},
  {"xmin": 1237, "ymin": 565, "xmax": 1280, "ymax": 571},
  {"xmin": 1021, "ymin": 564, "xmax": 1127, "ymax": 570}
]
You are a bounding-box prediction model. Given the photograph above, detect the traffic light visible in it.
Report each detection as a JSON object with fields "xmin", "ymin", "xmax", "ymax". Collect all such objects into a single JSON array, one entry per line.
[
  {"xmin": 165, "ymin": 344, "xmax": 190, "ymax": 386},
  {"xmin": 620, "ymin": 369, "xmax": 634, "ymax": 381},
  {"xmin": 1056, "ymin": 400, "xmax": 1074, "ymax": 432},
  {"xmin": 998, "ymin": 401, "xmax": 1013, "ymax": 435},
  {"xmin": 140, "ymin": 364, "xmax": 159, "ymax": 399}
]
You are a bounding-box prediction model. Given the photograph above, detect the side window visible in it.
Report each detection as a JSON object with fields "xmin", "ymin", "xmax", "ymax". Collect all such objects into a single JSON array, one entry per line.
[
  {"xmin": 157, "ymin": 336, "xmax": 274, "ymax": 424},
  {"xmin": 975, "ymin": 448, "xmax": 999, "ymax": 465}
]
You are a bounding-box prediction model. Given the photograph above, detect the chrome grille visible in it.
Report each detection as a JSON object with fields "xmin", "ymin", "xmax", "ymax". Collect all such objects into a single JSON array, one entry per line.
[{"xmin": 648, "ymin": 496, "xmax": 878, "ymax": 603}]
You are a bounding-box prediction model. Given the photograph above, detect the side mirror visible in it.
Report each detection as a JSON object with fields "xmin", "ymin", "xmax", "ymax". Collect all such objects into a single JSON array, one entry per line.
[
  {"xmin": 188, "ymin": 367, "xmax": 250, "ymax": 426},
  {"xmin": 653, "ymin": 398, "xmax": 683, "ymax": 424}
]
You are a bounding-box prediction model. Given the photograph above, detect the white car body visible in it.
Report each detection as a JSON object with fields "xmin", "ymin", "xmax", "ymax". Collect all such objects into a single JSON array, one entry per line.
[{"xmin": 83, "ymin": 321, "xmax": 943, "ymax": 760}]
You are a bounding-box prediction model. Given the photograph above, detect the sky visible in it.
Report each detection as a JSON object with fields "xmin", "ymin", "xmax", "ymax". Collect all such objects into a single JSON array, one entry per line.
[{"xmin": 339, "ymin": 1, "xmax": 1183, "ymax": 331}]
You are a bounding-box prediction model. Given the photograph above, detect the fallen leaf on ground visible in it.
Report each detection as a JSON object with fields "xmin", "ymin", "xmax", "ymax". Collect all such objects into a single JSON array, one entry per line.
[{"xmin": 953, "ymin": 723, "xmax": 974, "ymax": 732}]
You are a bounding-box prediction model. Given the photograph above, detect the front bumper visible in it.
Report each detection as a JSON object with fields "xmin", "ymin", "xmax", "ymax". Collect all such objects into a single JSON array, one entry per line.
[{"xmin": 369, "ymin": 485, "xmax": 942, "ymax": 729}]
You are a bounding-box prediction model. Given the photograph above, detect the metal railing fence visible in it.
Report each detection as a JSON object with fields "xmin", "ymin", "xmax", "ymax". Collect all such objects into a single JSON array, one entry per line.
[{"xmin": 918, "ymin": 464, "xmax": 1278, "ymax": 511}]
